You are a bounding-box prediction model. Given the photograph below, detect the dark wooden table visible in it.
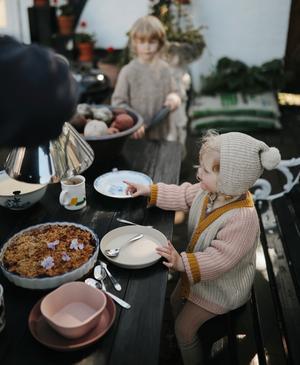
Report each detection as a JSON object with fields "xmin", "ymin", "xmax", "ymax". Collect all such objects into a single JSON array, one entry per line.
[{"xmin": 0, "ymin": 139, "xmax": 182, "ymax": 365}]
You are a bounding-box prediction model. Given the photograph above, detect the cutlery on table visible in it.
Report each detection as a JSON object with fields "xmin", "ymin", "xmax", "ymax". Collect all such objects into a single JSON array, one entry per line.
[
  {"xmin": 99, "ymin": 261, "xmax": 121, "ymax": 291},
  {"xmin": 85, "ymin": 277, "xmax": 131, "ymax": 309},
  {"xmin": 105, "ymin": 233, "xmax": 144, "ymax": 258},
  {"xmin": 117, "ymin": 218, "xmax": 153, "ymax": 228}
]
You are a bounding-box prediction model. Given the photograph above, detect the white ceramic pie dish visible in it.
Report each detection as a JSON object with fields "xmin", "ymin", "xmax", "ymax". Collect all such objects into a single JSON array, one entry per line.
[{"xmin": 0, "ymin": 222, "xmax": 99, "ymax": 290}]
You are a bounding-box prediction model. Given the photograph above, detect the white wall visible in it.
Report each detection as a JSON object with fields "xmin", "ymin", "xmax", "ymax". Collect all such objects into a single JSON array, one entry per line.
[
  {"xmin": 189, "ymin": 0, "xmax": 291, "ymax": 91},
  {"xmin": 78, "ymin": 0, "xmax": 148, "ymax": 48},
  {"xmin": 3, "ymin": 0, "xmax": 292, "ymax": 91},
  {"xmin": 0, "ymin": 0, "xmax": 32, "ymax": 43},
  {"xmin": 80, "ymin": 0, "xmax": 291, "ymax": 91}
]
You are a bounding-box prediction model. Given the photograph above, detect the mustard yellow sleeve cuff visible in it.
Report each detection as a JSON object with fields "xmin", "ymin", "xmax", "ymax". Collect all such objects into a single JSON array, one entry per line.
[
  {"xmin": 186, "ymin": 253, "xmax": 201, "ymax": 283},
  {"xmin": 148, "ymin": 184, "xmax": 158, "ymax": 206}
]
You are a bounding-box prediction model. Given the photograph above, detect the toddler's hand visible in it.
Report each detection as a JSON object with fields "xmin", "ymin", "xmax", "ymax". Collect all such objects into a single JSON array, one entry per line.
[
  {"xmin": 164, "ymin": 93, "xmax": 181, "ymax": 111},
  {"xmin": 156, "ymin": 241, "xmax": 185, "ymax": 272},
  {"xmin": 131, "ymin": 125, "xmax": 145, "ymax": 139},
  {"xmin": 124, "ymin": 181, "xmax": 151, "ymax": 197}
]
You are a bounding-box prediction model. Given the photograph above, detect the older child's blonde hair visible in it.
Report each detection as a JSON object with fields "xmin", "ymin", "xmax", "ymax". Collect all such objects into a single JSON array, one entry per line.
[
  {"xmin": 199, "ymin": 130, "xmax": 221, "ymax": 172},
  {"xmin": 129, "ymin": 15, "xmax": 166, "ymax": 56}
]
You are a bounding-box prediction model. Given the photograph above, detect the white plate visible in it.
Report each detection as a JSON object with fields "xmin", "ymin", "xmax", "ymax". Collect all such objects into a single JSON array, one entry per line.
[
  {"xmin": 0, "ymin": 222, "xmax": 99, "ymax": 289},
  {"xmin": 100, "ymin": 226, "xmax": 167, "ymax": 269},
  {"xmin": 94, "ymin": 170, "xmax": 152, "ymax": 199}
]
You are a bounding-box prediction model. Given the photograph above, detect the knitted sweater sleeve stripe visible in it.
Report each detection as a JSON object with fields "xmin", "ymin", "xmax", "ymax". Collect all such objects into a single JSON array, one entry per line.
[
  {"xmin": 149, "ymin": 184, "xmax": 158, "ymax": 206},
  {"xmin": 186, "ymin": 253, "xmax": 201, "ymax": 282},
  {"xmin": 196, "ymin": 208, "xmax": 259, "ymax": 281},
  {"xmin": 155, "ymin": 182, "xmax": 201, "ymax": 212}
]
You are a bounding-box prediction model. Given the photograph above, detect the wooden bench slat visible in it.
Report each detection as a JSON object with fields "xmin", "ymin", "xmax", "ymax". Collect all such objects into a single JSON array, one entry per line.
[
  {"xmin": 272, "ymin": 194, "xmax": 300, "ymax": 299},
  {"xmin": 260, "ymin": 200, "xmax": 300, "ymax": 364}
]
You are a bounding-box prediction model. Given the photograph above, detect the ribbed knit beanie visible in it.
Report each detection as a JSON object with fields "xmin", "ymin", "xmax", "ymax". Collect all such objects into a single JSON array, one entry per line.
[{"xmin": 218, "ymin": 132, "xmax": 281, "ymax": 195}]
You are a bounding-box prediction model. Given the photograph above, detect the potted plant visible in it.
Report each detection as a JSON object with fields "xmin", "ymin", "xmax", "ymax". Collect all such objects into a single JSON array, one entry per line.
[
  {"xmin": 57, "ymin": 3, "xmax": 74, "ymax": 36},
  {"xmin": 75, "ymin": 21, "xmax": 96, "ymax": 62},
  {"xmin": 34, "ymin": 0, "xmax": 49, "ymax": 7},
  {"xmin": 151, "ymin": 0, "xmax": 205, "ymax": 64}
]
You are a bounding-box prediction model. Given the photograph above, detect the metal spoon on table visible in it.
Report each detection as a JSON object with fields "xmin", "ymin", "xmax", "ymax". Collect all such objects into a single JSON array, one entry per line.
[
  {"xmin": 105, "ymin": 233, "xmax": 143, "ymax": 258},
  {"xmin": 117, "ymin": 218, "xmax": 153, "ymax": 228},
  {"xmin": 85, "ymin": 277, "xmax": 131, "ymax": 309},
  {"xmin": 98, "ymin": 261, "xmax": 121, "ymax": 291}
]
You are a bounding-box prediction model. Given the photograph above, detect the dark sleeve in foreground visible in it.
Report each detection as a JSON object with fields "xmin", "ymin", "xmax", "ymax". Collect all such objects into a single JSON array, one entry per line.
[{"xmin": 0, "ymin": 36, "xmax": 78, "ymax": 147}]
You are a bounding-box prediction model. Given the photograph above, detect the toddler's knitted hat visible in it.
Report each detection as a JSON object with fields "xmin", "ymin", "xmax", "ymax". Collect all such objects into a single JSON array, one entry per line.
[{"xmin": 217, "ymin": 132, "xmax": 281, "ymax": 196}]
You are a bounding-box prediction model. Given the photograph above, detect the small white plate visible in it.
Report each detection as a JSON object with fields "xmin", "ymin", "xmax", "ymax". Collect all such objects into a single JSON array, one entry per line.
[
  {"xmin": 94, "ymin": 170, "xmax": 152, "ymax": 199},
  {"xmin": 100, "ymin": 226, "xmax": 168, "ymax": 269}
]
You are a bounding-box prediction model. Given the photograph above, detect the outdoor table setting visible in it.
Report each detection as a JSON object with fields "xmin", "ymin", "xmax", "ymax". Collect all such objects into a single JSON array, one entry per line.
[{"xmin": 0, "ymin": 138, "xmax": 182, "ymax": 365}]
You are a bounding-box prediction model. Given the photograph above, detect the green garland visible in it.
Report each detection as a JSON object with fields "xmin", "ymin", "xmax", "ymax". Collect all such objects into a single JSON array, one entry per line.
[{"xmin": 201, "ymin": 57, "xmax": 284, "ymax": 95}]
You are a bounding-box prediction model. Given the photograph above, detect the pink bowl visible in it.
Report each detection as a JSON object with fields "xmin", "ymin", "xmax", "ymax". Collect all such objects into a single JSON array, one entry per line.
[{"xmin": 40, "ymin": 281, "xmax": 107, "ymax": 339}]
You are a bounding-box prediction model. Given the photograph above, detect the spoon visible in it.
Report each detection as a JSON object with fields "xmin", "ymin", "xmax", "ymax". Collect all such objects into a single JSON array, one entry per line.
[
  {"xmin": 105, "ymin": 233, "xmax": 144, "ymax": 258},
  {"xmin": 85, "ymin": 277, "xmax": 131, "ymax": 309},
  {"xmin": 99, "ymin": 261, "xmax": 122, "ymax": 291},
  {"xmin": 117, "ymin": 218, "xmax": 153, "ymax": 228}
]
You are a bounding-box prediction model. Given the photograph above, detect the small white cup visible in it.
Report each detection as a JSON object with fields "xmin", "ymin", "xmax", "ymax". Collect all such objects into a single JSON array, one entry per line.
[
  {"xmin": 0, "ymin": 284, "xmax": 5, "ymax": 333},
  {"xmin": 59, "ymin": 175, "xmax": 86, "ymax": 210}
]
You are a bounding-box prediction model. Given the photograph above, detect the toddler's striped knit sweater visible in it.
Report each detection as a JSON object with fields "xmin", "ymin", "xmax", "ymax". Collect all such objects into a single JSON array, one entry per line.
[{"xmin": 150, "ymin": 182, "xmax": 259, "ymax": 314}]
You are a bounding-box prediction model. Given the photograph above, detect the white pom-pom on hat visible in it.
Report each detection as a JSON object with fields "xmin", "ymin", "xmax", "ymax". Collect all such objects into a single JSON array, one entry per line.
[{"xmin": 260, "ymin": 147, "xmax": 281, "ymax": 170}]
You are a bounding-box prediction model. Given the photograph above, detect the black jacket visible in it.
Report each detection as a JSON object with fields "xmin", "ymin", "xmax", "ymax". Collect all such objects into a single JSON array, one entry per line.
[{"xmin": 0, "ymin": 36, "xmax": 78, "ymax": 147}]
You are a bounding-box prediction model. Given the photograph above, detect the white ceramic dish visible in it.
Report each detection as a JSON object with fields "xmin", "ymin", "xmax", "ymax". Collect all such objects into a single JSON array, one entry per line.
[
  {"xmin": 94, "ymin": 170, "xmax": 152, "ymax": 199},
  {"xmin": 0, "ymin": 170, "xmax": 47, "ymax": 210},
  {"xmin": 0, "ymin": 222, "xmax": 99, "ymax": 289},
  {"xmin": 100, "ymin": 226, "xmax": 167, "ymax": 269}
]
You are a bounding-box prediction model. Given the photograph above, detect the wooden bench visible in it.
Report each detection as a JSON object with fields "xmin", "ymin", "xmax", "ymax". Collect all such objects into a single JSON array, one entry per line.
[{"xmin": 197, "ymin": 186, "xmax": 300, "ymax": 364}]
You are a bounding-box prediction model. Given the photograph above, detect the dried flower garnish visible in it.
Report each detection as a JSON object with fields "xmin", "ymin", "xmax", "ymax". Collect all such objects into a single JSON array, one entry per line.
[
  {"xmin": 61, "ymin": 252, "xmax": 71, "ymax": 262},
  {"xmin": 41, "ymin": 256, "xmax": 54, "ymax": 270},
  {"xmin": 47, "ymin": 240, "xmax": 59, "ymax": 250},
  {"xmin": 70, "ymin": 238, "xmax": 84, "ymax": 250}
]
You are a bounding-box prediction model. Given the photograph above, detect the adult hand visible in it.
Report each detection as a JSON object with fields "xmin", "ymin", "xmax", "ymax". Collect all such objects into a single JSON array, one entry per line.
[
  {"xmin": 131, "ymin": 125, "xmax": 145, "ymax": 139},
  {"xmin": 164, "ymin": 93, "xmax": 181, "ymax": 111},
  {"xmin": 124, "ymin": 181, "xmax": 151, "ymax": 197},
  {"xmin": 156, "ymin": 241, "xmax": 185, "ymax": 272}
]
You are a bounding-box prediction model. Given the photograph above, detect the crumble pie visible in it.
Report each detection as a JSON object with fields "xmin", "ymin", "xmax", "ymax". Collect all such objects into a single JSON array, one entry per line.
[{"xmin": 2, "ymin": 224, "xmax": 97, "ymax": 278}]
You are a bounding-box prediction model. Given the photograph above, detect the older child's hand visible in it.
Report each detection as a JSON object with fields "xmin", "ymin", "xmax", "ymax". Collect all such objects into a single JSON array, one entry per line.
[
  {"xmin": 164, "ymin": 93, "xmax": 181, "ymax": 111},
  {"xmin": 124, "ymin": 181, "xmax": 151, "ymax": 197},
  {"xmin": 156, "ymin": 241, "xmax": 185, "ymax": 272},
  {"xmin": 131, "ymin": 124, "xmax": 145, "ymax": 139}
]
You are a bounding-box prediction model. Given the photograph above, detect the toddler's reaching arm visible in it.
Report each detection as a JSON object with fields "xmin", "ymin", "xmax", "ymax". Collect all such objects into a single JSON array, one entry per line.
[
  {"xmin": 125, "ymin": 181, "xmax": 201, "ymax": 211},
  {"xmin": 124, "ymin": 181, "xmax": 150, "ymax": 197}
]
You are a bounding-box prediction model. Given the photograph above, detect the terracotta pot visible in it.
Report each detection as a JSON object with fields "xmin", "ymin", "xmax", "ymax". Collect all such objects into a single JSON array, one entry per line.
[
  {"xmin": 57, "ymin": 15, "xmax": 74, "ymax": 36},
  {"xmin": 77, "ymin": 42, "xmax": 94, "ymax": 62},
  {"xmin": 34, "ymin": 0, "xmax": 49, "ymax": 6}
]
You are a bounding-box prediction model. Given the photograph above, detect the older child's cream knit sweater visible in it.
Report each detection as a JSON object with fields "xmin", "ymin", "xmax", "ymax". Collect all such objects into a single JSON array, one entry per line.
[
  {"xmin": 111, "ymin": 58, "xmax": 182, "ymax": 141},
  {"xmin": 150, "ymin": 182, "xmax": 259, "ymax": 314}
]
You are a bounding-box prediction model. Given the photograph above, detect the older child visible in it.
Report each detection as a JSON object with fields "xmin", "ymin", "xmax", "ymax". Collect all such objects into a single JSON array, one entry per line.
[
  {"xmin": 125, "ymin": 131, "xmax": 281, "ymax": 365},
  {"xmin": 111, "ymin": 15, "xmax": 182, "ymax": 142}
]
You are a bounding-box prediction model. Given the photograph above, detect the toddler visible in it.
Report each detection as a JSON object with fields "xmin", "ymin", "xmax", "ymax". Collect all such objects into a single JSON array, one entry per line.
[
  {"xmin": 125, "ymin": 131, "xmax": 281, "ymax": 365},
  {"xmin": 111, "ymin": 15, "xmax": 182, "ymax": 142}
]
